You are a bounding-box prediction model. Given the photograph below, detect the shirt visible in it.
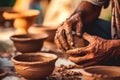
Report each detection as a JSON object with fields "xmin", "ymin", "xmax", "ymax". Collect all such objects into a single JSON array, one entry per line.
[{"xmin": 85, "ymin": 0, "xmax": 120, "ymax": 39}]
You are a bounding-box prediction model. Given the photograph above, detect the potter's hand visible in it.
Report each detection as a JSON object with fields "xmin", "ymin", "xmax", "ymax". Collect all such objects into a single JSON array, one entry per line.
[
  {"xmin": 54, "ymin": 1, "xmax": 102, "ymax": 51},
  {"xmin": 67, "ymin": 33, "xmax": 117, "ymax": 67},
  {"xmin": 54, "ymin": 12, "xmax": 83, "ymax": 51}
]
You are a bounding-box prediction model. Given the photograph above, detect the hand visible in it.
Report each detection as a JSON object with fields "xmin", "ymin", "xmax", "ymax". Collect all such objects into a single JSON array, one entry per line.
[
  {"xmin": 66, "ymin": 33, "xmax": 115, "ymax": 67},
  {"xmin": 54, "ymin": 12, "xmax": 83, "ymax": 51}
]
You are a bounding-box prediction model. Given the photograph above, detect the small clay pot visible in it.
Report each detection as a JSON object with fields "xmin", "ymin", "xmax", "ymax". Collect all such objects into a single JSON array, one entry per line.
[
  {"xmin": 73, "ymin": 35, "xmax": 88, "ymax": 48},
  {"xmin": 11, "ymin": 52, "xmax": 58, "ymax": 80},
  {"xmin": 10, "ymin": 33, "xmax": 48, "ymax": 53},
  {"xmin": 29, "ymin": 25, "xmax": 57, "ymax": 42},
  {"xmin": 0, "ymin": 69, "xmax": 8, "ymax": 79},
  {"xmin": 81, "ymin": 66, "xmax": 120, "ymax": 80}
]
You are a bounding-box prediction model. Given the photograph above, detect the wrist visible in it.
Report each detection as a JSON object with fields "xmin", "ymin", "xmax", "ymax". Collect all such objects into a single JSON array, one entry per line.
[
  {"xmin": 70, "ymin": 10, "xmax": 82, "ymax": 18},
  {"xmin": 110, "ymin": 40, "xmax": 120, "ymax": 47}
]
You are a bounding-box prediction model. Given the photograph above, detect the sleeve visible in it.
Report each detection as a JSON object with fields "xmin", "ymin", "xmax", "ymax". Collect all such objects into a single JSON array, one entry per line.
[{"xmin": 84, "ymin": 0, "xmax": 109, "ymax": 6}]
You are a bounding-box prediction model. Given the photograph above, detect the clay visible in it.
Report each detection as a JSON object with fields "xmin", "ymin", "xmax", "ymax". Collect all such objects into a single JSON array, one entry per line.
[
  {"xmin": 11, "ymin": 52, "xmax": 58, "ymax": 80},
  {"xmin": 73, "ymin": 35, "xmax": 88, "ymax": 48},
  {"xmin": 81, "ymin": 66, "xmax": 120, "ymax": 80},
  {"xmin": 10, "ymin": 33, "xmax": 48, "ymax": 53},
  {"xmin": 0, "ymin": 69, "xmax": 8, "ymax": 79},
  {"xmin": 3, "ymin": 9, "xmax": 40, "ymax": 34},
  {"xmin": 29, "ymin": 25, "xmax": 57, "ymax": 42},
  {"xmin": 51, "ymin": 64, "xmax": 82, "ymax": 79}
]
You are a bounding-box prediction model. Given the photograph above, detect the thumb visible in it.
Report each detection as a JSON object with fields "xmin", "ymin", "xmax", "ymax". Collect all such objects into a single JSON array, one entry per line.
[
  {"xmin": 76, "ymin": 17, "xmax": 83, "ymax": 36},
  {"xmin": 83, "ymin": 32, "xmax": 96, "ymax": 43}
]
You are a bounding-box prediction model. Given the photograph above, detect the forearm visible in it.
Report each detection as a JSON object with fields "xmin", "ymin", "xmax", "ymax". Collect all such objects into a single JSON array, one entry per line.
[
  {"xmin": 110, "ymin": 40, "xmax": 120, "ymax": 56},
  {"xmin": 111, "ymin": 40, "xmax": 120, "ymax": 47},
  {"xmin": 72, "ymin": 0, "xmax": 102, "ymax": 25}
]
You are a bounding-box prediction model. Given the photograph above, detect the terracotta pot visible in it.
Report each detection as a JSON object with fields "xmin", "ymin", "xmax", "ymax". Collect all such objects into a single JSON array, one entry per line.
[
  {"xmin": 3, "ymin": 9, "xmax": 40, "ymax": 34},
  {"xmin": 73, "ymin": 35, "xmax": 88, "ymax": 48},
  {"xmin": 81, "ymin": 66, "xmax": 120, "ymax": 80},
  {"xmin": 29, "ymin": 25, "xmax": 57, "ymax": 42},
  {"xmin": 11, "ymin": 52, "xmax": 58, "ymax": 80},
  {"xmin": 10, "ymin": 33, "xmax": 48, "ymax": 53}
]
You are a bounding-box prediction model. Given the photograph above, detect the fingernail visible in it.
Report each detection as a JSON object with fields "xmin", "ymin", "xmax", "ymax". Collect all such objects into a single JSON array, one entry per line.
[
  {"xmin": 70, "ymin": 42, "xmax": 74, "ymax": 45},
  {"xmin": 76, "ymin": 33, "xmax": 81, "ymax": 36},
  {"xmin": 65, "ymin": 47, "xmax": 68, "ymax": 50}
]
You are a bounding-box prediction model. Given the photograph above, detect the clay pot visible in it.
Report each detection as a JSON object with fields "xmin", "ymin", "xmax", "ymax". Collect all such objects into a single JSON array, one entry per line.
[
  {"xmin": 81, "ymin": 66, "xmax": 120, "ymax": 80},
  {"xmin": 73, "ymin": 35, "xmax": 88, "ymax": 48},
  {"xmin": 10, "ymin": 33, "xmax": 48, "ymax": 53},
  {"xmin": 3, "ymin": 9, "xmax": 40, "ymax": 34},
  {"xmin": 29, "ymin": 25, "xmax": 57, "ymax": 42},
  {"xmin": 11, "ymin": 52, "xmax": 58, "ymax": 80}
]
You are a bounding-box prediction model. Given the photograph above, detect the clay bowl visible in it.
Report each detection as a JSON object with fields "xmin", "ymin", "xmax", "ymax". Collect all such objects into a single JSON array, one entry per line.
[
  {"xmin": 29, "ymin": 25, "xmax": 57, "ymax": 42},
  {"xmin": 81, "ymin": 66, "xmax": 120, "ymax": 80},
  {"xmin": 10, "ymin": 33, "xmax": 48, "ymax": 53},
  {"xmin": 73, "ymin": 34, "xmax": 88, "ymax": 48},
  {"xmin": 11, "ymin": 52, "xmax": 58, "ymax": 80},
  {"xmin": 0, "ymin": 69, "xmax": 8, "ymax": 79}
]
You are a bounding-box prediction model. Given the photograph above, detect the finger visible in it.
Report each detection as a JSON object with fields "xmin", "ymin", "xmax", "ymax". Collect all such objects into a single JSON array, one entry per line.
[
  {"xmin": 81, "ymin": 60, "xmax": 98, "ymax": 67},
  {"xmin": 66, "ymin": 47, "xmax": 89, "ymax": 55},
  {"xmin": 58, "ymin": 30, "xmax": 69, "ymax": 50},
  {"xmin": 54, "ymin": 33, "xmax": 64, "ymax": 51},
  {"xmin": 68, "ymin": 53, "xmax": 94, "ymax": 64},
  {"xmin": 64, "ymin": 23, "xmax": 74, "ymax": 47},
  {"xmin": 78, "ymin": 55, "xmax": 106, "ymax": 67},
  {"xmin": 83, "ymin": 33, "xmax": 96, "ymax": 43},
  {"xmin": 76, "ymin": 17, "xmax": 83, "ymax": 36}
]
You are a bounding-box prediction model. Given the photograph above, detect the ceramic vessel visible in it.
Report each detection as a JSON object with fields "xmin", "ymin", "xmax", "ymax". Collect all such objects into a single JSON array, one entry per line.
[
  {"xmin": 10, "ymin": 33, "xmax": 48, "ymax": 53},
  {"xmin": 73, "ymin": 35, "xmax": 88, "ymax": 48},
  {"xmin": 29, "ymin": 25, "xmax": 57, "ymax": 42},
  {"xmin": 81, "ymin": 66, "xmax": 120, "ymax": 80},
  {"xmin": 3, "ymin": 9, "xmax": 40, "ymax": 34},
  {"xmin": 11, "ymin": 52, "xmax": 58, "ymax": 80}
]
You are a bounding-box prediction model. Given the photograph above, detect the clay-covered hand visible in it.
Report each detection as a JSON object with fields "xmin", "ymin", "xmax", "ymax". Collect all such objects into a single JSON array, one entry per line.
[
  {"xmin": 54, "ymin": 1, "xmax": 102, "ymax": 51},
  {"xmin": 54, "ymin": 12, "xmax": 83, "ymax": 51},
  {"xmin": 67, "ymin": 33, "xmax": 119, "ymax": 67}
]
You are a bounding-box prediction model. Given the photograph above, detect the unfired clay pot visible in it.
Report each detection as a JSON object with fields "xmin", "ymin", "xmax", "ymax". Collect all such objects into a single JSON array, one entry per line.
[
  {"xmin": 29, "ymin": 25, "xmax": 57, "ymax": 42},
  {"xmin": 11, "ymin": 52, "xmax": 58, "ymax": 80},
  {"xmin": 3, "ymin": 9, "xmax": 40, "ymax": 34},
  {"xmin": 81, "ymin": 66, "xmax": 120, "ymax": 80},
  {"xmin": 73, "ymin": 35, "xmax": 88, "ymax": 48},
  {"xmin": 10, "ymin": 33, "xmax": 48, "ymax": 53}
]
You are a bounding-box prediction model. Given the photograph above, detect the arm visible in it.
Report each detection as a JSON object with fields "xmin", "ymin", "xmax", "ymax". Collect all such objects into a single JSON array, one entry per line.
[
  {"xmin": 55, "ymin": 0, "xmax": 103, "ymax": 51},
  {"xmin": 66, "ymin": 33, "xmax": 120, "ymax": 67}
]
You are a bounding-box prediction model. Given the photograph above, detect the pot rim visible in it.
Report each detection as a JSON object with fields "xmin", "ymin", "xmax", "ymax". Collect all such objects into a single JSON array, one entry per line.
[
  {"xmin": 81, "ymin": 66, "xmax": 120, "ymax": 78},
  {"xmin": 10, "ymin": 33, "xmax": 48, "ymax": 42},
  {"xmin": 3, "ymin": 9, "xmax": 40, "ymax": 20},
  {"xmin": 11, "ymin": 52, "xmax": 58, "ymax": 65}
]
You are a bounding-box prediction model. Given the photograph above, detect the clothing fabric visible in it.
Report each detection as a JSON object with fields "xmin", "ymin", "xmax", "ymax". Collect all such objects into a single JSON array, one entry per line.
[
  {"xmin": 84, "ymin": 19, "xmax": 111, "ymax": 39},
  {"xmin": 85, "ymin": 0, "xmax": 120, "ymax": 39}
]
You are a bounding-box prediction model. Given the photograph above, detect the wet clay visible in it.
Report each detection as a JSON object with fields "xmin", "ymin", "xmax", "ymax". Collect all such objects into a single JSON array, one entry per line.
[
  {"xmin": 10, "ymin": 33, "xmax": 48, "ymax": 53},
  {"xmin": 11, "ymin": 52, "xmax": 58, "ymax": 80},
  {"xmin": 73, "ymin": 35, "xmax": 88, "ymax": 48}
]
